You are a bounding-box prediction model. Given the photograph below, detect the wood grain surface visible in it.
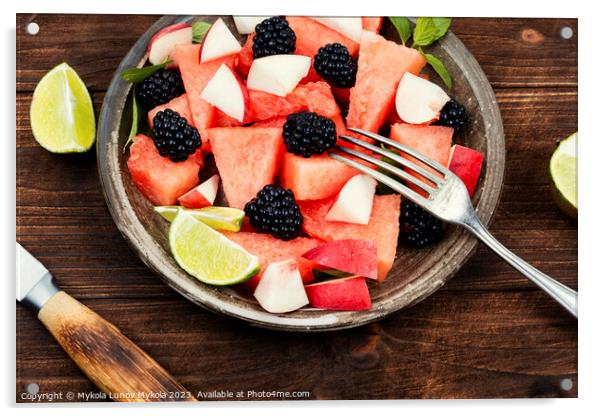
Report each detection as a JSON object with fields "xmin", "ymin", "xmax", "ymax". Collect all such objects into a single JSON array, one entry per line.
[{"xmin": 16, "ymin": 14, "xmax": 578, "ymax": 401}]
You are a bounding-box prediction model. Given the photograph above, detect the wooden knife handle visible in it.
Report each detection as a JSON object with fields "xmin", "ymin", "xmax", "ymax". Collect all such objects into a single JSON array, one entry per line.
[{"xmin": 37, "ymin": 291, "xmax": 196, "ymax": 402}]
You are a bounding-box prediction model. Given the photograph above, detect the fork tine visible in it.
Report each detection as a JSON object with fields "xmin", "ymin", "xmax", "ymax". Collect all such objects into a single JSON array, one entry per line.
[
  {"xmin": 339, "ymin": 135, "xmax": 445, "ymax": 187},
  {"xmin": 329, "ymin": 152, "xmax": 431, "ymax": 207},
  {"xmin": 347, "ymin": 127, "xmax": 450, "ymax": 177},
  {"xmin": 334, "ymin": 145, "xmax": 436, "ymax": 195}
]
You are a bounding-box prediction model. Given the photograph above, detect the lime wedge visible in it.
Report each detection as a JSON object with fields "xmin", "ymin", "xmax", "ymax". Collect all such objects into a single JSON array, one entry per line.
[
  {"xmin": 154, "ymin": 206, "xmax": 244, "ymax": 231},
  {"xmin": 169, "ymin": 210, "xmax": 259, "ymax": 285},
  {"xmin": 550, "ymin": 132, "xmax": 577, "ymax": 219},
  {"xmin": 30, "ymin": 63, "xmax": 95, "ymax": 153}
]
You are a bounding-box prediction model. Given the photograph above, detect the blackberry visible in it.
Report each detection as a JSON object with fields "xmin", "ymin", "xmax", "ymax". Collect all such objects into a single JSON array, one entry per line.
[
  {"xmin": 313, "ymin": 43, "xmax": 357, "ymax": 88},
  {"xmin": 244, "ymin": 185, "xmax": 303, "ymax": 241},
  {"xmin": 400, "ymin": 200, "xmax": 444, "ymax": 248},
  {"xmin": 282, "ymin": 111, "xmax": 337, "ymax": 158},
  {"xmin": 435, "ymin": 98, "xmax": 468, "ymax": 134},
  {"xmin": 151, "ymin": 109, "xmax": 201, "ymax": 162},
  {"xmin": 137, "ymin": 69, "xmax": 184, "ymax": 110},
  {"xmin": 252, "ymin": 16, "xmax": 296, "ymax": 59}
]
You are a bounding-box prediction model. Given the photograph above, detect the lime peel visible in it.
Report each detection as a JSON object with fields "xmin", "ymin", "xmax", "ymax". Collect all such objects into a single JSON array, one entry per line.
[
  {"xmin": 550, "ymin": 132, "xmax": 577, "ymax": 219},
  {"xmin": 154, "ymin": 205, "xmax": 244, "ymax": 231},
  {"xmin": 30, "ymin": 63, "xmax": 96, "ymax": 153},
  {"xmin": 169, "ymin": 210, "xmax": 259, "ymax": 286}
]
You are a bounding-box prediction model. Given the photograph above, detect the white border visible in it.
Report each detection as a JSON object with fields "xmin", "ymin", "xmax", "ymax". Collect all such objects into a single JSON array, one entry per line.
[{"xmin": 3, "ymin": 0, "xmax": 598, "ymax": 415}]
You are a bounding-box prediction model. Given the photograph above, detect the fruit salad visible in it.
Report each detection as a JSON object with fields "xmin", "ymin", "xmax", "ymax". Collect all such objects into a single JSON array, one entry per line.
[{"xmin": 122, "ymin": 16, "xmax": 485, "ymax": 314}]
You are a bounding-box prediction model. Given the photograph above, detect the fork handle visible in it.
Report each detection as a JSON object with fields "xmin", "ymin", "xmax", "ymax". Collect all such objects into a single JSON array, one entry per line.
[{"xmin": 464, "ymin": 218, "xmax": 578, "ymax": 318}]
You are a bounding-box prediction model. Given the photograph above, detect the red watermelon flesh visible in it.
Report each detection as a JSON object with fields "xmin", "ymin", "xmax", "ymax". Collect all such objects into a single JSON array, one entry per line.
[
  {"xmin": 288, "ymin": 81, "xmax": 340, "ymax": 119},
  {"xmin": 362, "ymin": 17, "xmax": 383, "ymax": 33},
  {"xmin": 447, "ymin": 144, "xmax": 484, "ymax": 197},
  {"xmin": 301, "ymin": 239, "xmax": 378, "ymax": 280},
  {"xmin": 208, "ymin": 127, "xmax": 283, "ymax": 209},
  {"xmin": 148, "ymin": 94, "xmax": 193, "ymax": 128},
  {"xmin": 347, "ymin": 31, "xmax": 426, "ymax": 133},
  {"xmin": 279, "ymin": 113, "xmax": 376, "ymax": 201},
  {"xmin": 253, "ymin": 116, "xmax": 288, "ymax": 128},
  {"xmin": 172, "ymin": 44, "xmax": 237, "ymax": 150},
  {"xmin": 126, "ymin": 135, "xmax": 203, "ymax": 206},
  {"xmin": 299, "ymin": 194, "xmax": 401, "ymax": 281},
  {"xmin": 280, "ymin": 153, "xmax": 360, "ymax": 201},
  {"xmin": 223, "ymin": 231, "xmax": 319, "ymax": 291},
  {"xmin": 212, "ymin": 108, "xmax": 244, "ymax": 127},
  {"xmin": 390, "ymin": 123, "xmax": 453, "ymax": 193},
  {"xmin": 248, "ymin": 89, "xmax": 304, "ymax": 123},
  {"xmin": 237, "ymin": 33, "xmax": 254, "ymax": 77},
  {"xmin": 287, "ymin": 17, "xmax": 360, "ymax": 57}
]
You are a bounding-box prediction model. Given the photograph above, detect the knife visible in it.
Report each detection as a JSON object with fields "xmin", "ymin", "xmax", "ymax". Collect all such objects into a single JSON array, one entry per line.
[{"xmin": 16, "ymin": 242, "xmax": 196, "ymax": 402}]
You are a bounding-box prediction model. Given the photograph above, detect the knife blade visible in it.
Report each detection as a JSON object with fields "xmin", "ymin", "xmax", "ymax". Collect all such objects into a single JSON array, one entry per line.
[
  {"xmin": 17, "ymin": 243, "xmax": 59, "ymax": 311},
  {"xmin": 16, "ymin": 242, "xmax": 196, "ymax": 402}
]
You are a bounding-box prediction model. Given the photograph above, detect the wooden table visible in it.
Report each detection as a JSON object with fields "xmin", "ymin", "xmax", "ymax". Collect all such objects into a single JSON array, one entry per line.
[{"xmin": 16, "ymin": 15, "xmax": 578, "ymax": 401}]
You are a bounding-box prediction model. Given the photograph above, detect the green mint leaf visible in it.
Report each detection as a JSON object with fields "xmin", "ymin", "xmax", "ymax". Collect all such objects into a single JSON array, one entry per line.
[
  {"xmin": 192, "ymin": 21, "xmax": 211, "ymax": 43},
  {"xmin": 121, "ymin": 61, "xmax": 171, "ymax": 83},
  {"xmin": 424, "ymin": 53, "xmax": 452, "ymax": 89},
  {"xmin": 123, "ymin": 86, "xmax": 140, "ymax": 152},
  {"xmin": 431, "ymin": 17, "xmax": 452, "ymax": 40},
  {"xmin": 388, "ymin": 17, "xmax": 412, "ymax": 46},
  {"xmin": 412, "ymin": 17, "xmax": 440, "ymax": 46}
]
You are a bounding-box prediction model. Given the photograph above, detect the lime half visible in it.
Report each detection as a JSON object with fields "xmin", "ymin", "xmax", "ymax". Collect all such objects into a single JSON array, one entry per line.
[
  {"xmin": 30, "ymin": 63, "xmax": 95, "ymax": 153},
  {"xmin": 155, "ymin": 206, "xmax": 244, "ymax": 231},
  {"xmin": 550, "ymin": 132, "xmax": 577, "ymax": 219},
  {"xmin": 169, "ymin": 210, "xmax": 259, "ymax": 285}
]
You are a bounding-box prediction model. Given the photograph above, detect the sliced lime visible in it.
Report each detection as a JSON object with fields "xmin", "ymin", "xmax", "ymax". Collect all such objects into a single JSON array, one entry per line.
[
  {"xmin": 154, "ymin": 206, "xmax": 244, "ymax": 231},
  {"xmin": 30, "ymin": 63, "xmax": 96, "ymax": 153},
  {"xmin": 169, "ymin": 210, "xmax": 259, "ymax": 285},
  {"xmin": 550, "ymin": 132, "xmax": 577, "ymax": 219}
]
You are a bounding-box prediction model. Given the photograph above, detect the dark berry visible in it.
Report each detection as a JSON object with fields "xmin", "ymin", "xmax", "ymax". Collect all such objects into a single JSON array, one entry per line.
[
  {"xmin": 400, "ymin": 200, "xmax": 444, "ymax": 248},
  {"xmin": 282, "ymin": 111, "xmax": 337, "ymax": 158},
  {"xmin": 137, "ymin": 69, "xmax": 184, "ymax": 110},
  {"xmin": 313, "ymin": 43, "xmax": 357, "ymax": 88},
  {"xmin": 434, "ymin": 98, "xmax": 468, "ymax": 134},
  {"xmin": 151, "ymin": 109, "xmax": 201, "ymax": 162},
  {"xmin": 252, "ymin": 16, "xmax": 296, "ymax": 59},
  {"xmin": 244, "ymin": 185, "xmax": 303, "ymax": 241}
]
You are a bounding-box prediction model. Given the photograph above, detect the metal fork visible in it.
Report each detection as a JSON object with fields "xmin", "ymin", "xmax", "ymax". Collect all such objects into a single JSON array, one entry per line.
[{"xmin": 330, "ymin": 127, "xmax": 578, "ymax": 318}]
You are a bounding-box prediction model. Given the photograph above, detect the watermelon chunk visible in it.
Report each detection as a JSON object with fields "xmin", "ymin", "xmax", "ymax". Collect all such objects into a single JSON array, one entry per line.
[
  {"xmin": 223, "ymin": 231, "xmax": 319, "ymax": 291},
  {"xmin": 237, "ymin": 33, "xmax": 254, "ymax": 77},
  {"xmin": 347, "ymin": 31, "xmax": 426, "ymax": 133},
  {"xmin": 390, "ymin": 123, "xmax": 453, "ymax": 192},
  {"xmin": 301, "ymin": 239, "xmax": 378, "ymax": 280},
  {"xmin": 127, "ymin": 135, "xmax": 202, "ymax": 206},
  {"xmin": 287, "ymin": 17, "xmax": 359, "ymax": 57},
  {"xmin": 248, "ymin": 89, "xmax": 304, "ymax": 122},
  {"xmin": 362, "ymin": 17, "xmax": 383, "ymax": 33},
  {"xmin": 208, "ymin": 127, "xmax": 283, "ymax": 209},
  {"xmin": 280, "ymin": 153, "xmax": 360, "ymax": 201},
  {"xmin": 148, "ymin": 94, "xmax": 193, "ymax": 128},
  {"xmin": 253, "ymin": 116, "xmax": 288, "ymax": 128},
  {"xmin": 447, "ymin": 144, "xmax": 484, "ymax": 197},
  {"xmin": 288, "ymin": 81, "xmax": 341, "ymax": 118},
  {"xmin": 212, "ymin": 108, "xmax": 244, "ymax": 127},
  {"xmin": 299, "ymin": 194, "xmax": 401, "ymax": 280},
  {"xmin": 172, "ymin": 44, "xmax": 237, "ymax": 150}
]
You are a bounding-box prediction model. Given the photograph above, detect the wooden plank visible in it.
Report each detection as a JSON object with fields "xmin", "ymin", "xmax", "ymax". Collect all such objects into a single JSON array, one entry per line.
[
  {"xmin": 16, "ymin": 14, "xmax": 578, "ymax": 401},
  {"xmin": 16, "ymin": 14, "xmax": 158, "ymax": 92},
  {"xmin": 16, "ymin": 292, "xmax": 577, "ymax": 401},
  {"xmin": 451, "ymin": 18, "xmax": 577, "ymax": 88},
  {"xmin": 16, "ymin": 15, "xmax": 577, "ymax": 92}
]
